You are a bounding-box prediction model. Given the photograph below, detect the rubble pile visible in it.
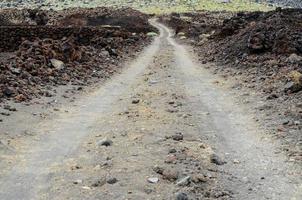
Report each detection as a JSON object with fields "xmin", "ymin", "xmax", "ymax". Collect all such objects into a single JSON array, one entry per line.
[
  {"xmin": 0, "ymin": 7, "xmax": 156, "ymax": 33},
  {"xmin": 52, "ymin": 7, "xmax": 155, "ymax": 33},
  {"xmin": 0, "ymin": 7, "xmax": 154, "ymax": 102},
  {"xmin": 0, "ymin": 8, "xmax": 48, "ymax": 25},
  {"xmin": 161, "ymin": 8, "xmax": 302, "ymax": 160},
  {"xmin": 161, "ymin": 8, "xmax": 302, "ymax": 104},
  {"xmin": 160, "ymin": 11, "xmax": 233, "ymax": 37}
]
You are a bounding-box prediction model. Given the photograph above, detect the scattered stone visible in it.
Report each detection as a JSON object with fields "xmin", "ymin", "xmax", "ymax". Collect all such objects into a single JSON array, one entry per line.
[
  {"xmin": 287, "ymin": 53, "xmax": 302, "ymax": 63},
  {"xmin": 166, "ymin": 108, "xmax": 179, "ymax": 113},
  {"xmin": 107, "ymin": 177, "xmax": 118, "ymax": 184},
  {"xmin": 233, "ymin": 159, "xmax": 240, "ymax": 164},
  {"xmin": 147, "ymin": 32, "xmax": 158, "ymax": 37},
  {"xmin": 97, "ymin": 138, "xmax": 113, "ymax": 147},
  {"xmin": 172, "ymin": 132, "xmax": 183, "ymax": 141},
  {"xmin": 176, "ymin": 176, "xmax": 191, "ymax": 186},
  {"xmin": 162, "ymin": 168, "xmax": 179, "ymax": 181},
  {"xmin": 14, "ymin": 94, "xmax": 26, "ymax": 102},
  {"xmin": 210, "ymin": 153, "xmax": 226, "ymax": 165},
  {"xmin": 81, "ymin": 186, "xmax": 91, "ymax": 190},
  {"xmin": 3, "ymin": 87, "xmax": 15, "ymax": 97},
  {"xmin": 177, "ymin": 32, "xmax": 185, "ymax": 36},
  {"xmin": 149, "ymin": 80, "xmax": 159, "ymax": 84},
  {"xmin": 144, "ymin": 188, "xmax": 153, "ymax": 194},
  {"xmin": 284, "ymin": 81, "xmax": 302, "ymax": 93},
  {"xmin": 176, "ymin": 192, "xmax": 189, "ymax": 200},
  {"xmin": 165, "ymin": 154, "xmax": 177, "ymax": 164},
  {"xmin": 266, "ymin": 93, "xmax": 278, "ymax": 100},
  {"xmin": 132, "ymin": 99, "xmax": 140, "ymax": 104},
  {"xmin": 191, "ymin": 174, "xmax": 207, "ymax": 183},
  {"xmin": 1, "ymin": 112, "xmax": 10, "ymax": 116},
  {"xmin": 73, "ymin": 179, "xmax": 83, "ymax": 185},
  {"xmin": 153, "ymin": 165, "xmax": 164, "ymax": 174},
  {"xmin": 91, "ymin": 178, "xmax": 106, "ymax": 187},
  {"xmin": 70, "ymin": 164, "xmax": 82, "ymax": 170},
  {"xmin": 199, "ymin": 33, "xmax": 211, "ymax": 39},
  {"xmin": 147, "ymin": 177, "xmax": 159, "ymax": 183},
  {"xmin": 169, "ymin": 148, "xmax": 177, "ymax": 153},
  {"xmin": 3, "ymin": 105, "xmax": 17, "ymax": 112},
  {"xmin": 283, "ymin": 71, "xmax": 302, "ymax": 92},
  {"xmin": 50, "ymin": 58, "xmax": 65, "ymax": 70}
]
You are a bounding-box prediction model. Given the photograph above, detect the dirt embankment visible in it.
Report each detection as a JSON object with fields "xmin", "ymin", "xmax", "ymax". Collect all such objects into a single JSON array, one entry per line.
[
  {"xmin": 160, "ymin": 8, "xmax": 302, "ymax": 161},
  {"xmin": 0, "ymin": 7, "xmax": 155, "ymax": 103}
]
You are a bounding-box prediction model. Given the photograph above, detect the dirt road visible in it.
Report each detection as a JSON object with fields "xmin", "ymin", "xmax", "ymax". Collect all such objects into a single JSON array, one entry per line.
[{"xmin": 0, "ymin": 20, "xmax": 301, "ymax": 200}]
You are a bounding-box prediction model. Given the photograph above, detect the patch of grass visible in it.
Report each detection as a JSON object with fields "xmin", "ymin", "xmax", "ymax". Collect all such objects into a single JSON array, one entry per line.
[
  {"xmin": 44, "ymin": 0, "xmax": 274, "ymax": 13},
  {"xmin": 138, "ymin": 0, "xmax": 274, "ymax": 14}
]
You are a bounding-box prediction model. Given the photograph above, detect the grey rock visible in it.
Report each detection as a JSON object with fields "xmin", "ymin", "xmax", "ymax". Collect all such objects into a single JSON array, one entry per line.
[
  {"xmin": 153, "ymin": 165, "xmax": 164, "ymax": 174},
  {"xmin": 147, "ymin": 32, "xmax": 158, "ymax": 37},
  {"xmin": 50, "ymin": 59, "xmax": 65, "ymax": 70},
  {"xmin": 287, "ymin": 53, "xmax": 302, "ymax": 63},
  {"xmin": 176, "ymin": 176, "xmax": 191, "ymax": 186},
  {"xmin": 97, "ymin": 138, "xmax": 113, "ymax": 147},
  {"xmin": 91, "ymin": 178, "xmax": 106, "ymax": 187},
  {"xmin": 210, "ymin": 153, "xmax": 226, "ymax": 165},
  {"xmin": 176, "ymin": 192, "xmax": 189, "ymax": 200},
  {"xmin": 147, "ymin": 177, "xmax": 159, "ymax": 183},
  {"xmin": 172, "ymin": 132, "xmax": 183, "ymax": 141},
  {"xmin": 162, "ymin": 168, "xmax": 179, "ymax": 181},
  {"xmin": 169, "ymin": 148, "xmax": 177, "ymax": 153},
  {"xmin": 107, "ymin": 177, "xmax": 118, "ymax": 184},
  {"xmin": 284, "ymin": 81, "xmax": 302, "ymax": 93}
]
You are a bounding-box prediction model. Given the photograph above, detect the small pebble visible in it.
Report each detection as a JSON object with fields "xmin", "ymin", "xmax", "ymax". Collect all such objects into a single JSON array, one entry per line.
[
  {"xmin": 147, "ymin": 177, "xmax": 159, "ymax": 183},
  {"xmin": 176, "ymin": 192, "xmax": 189, "ymax": 200},
  {"xmin": 107, "ymin": 177, "xmax": 118, "ymax": 184}
]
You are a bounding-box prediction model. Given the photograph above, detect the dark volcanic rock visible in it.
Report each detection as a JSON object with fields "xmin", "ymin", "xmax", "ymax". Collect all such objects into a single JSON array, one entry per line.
[{"xmin": 0, "ymin": 7, "xmax": 154, "ymax": 103}]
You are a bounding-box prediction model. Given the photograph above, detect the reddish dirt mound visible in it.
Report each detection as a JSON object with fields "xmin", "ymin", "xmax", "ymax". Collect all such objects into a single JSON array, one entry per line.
[{"xmin": 0, "ymin": 7, "xmax": 153, "ymax": 103}]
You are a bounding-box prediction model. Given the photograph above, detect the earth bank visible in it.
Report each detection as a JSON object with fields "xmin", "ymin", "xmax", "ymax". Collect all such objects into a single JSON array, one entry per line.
[{"xmin": 159, "ymin": 8, "xmax": 302, "ymax": 162}]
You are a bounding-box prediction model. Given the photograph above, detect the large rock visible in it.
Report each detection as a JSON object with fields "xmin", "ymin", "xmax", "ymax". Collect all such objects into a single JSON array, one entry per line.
[
  {"xmin": 284, "ymin": 71, "xmax": 302, "ymax": 93},
  {"xmin": 287, "ymin": 53, "xmax": 302, "ymax": 63},
  {"xmin": 50, "ymin": 59, "xmax": 65, "ymax": 70}
]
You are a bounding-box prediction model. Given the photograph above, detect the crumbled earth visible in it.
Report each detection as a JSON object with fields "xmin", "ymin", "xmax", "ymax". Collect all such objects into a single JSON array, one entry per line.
[
  {"xmin": 160, "ymin": 8, "xmax": 302, "ymax": 162},
  {"xmin": 0, "ymin": 7, "xmax": 155, "ymax": 103}
]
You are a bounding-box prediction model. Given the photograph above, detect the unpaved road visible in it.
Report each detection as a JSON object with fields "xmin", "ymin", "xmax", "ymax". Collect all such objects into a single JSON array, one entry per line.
[{"xmin": 0, "ymin": 20, "xmax": 301, "ymax": 200}]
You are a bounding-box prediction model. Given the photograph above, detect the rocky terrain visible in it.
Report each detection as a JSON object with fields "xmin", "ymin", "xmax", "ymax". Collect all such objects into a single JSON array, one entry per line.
[
  {"xmin": 0, "ymin": 0, "xmax": 273, "ymax": 13},
  {"xmin": 268, "ymin": 0, "xmax": 302, "ymax": 8},
  {"xmin": 160, "ymin": 8, "xmax": 302, "ymax": 162},
  {"xmin": 0, "ymin": 2, "xmax": 301, "ymax": 200},
  {"xmin": 0, "ymin": 7, "xmax": 155, "ymax": 103}
]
